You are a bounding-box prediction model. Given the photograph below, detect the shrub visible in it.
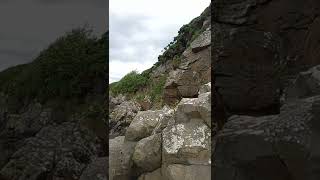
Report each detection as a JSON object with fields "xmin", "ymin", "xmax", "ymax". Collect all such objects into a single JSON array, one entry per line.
[{"xmin": 110, "ymin": 71, "xmax": 148, "ymax": 95}]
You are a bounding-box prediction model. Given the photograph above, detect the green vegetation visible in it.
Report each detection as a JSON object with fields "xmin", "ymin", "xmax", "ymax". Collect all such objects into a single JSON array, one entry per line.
[
  {"xmin": 0, "ymin": 27, "xmax": 107, "ymax": 112},
  {"xmin": 110, "ymin": 70, "xmax": 148, "ymax": 95}
]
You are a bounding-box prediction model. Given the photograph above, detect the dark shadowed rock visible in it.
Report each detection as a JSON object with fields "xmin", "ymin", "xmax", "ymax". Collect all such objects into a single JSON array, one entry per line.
[{"xmin": 80, "ymin": 157, "xmax": 108, "ymax": 180}]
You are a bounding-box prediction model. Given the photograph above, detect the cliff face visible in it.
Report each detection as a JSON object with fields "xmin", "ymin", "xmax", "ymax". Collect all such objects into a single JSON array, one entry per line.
[
  {"xmin": 213, "ymin": 1, "xmax": 320, "ymax": 179},
  {"xmin": 109, "ymin": 4, "xmax": 212, "ymax": 180},
  {"xmin": 0, "ymin": 29, "xmax": 108, "ymax": 180}
]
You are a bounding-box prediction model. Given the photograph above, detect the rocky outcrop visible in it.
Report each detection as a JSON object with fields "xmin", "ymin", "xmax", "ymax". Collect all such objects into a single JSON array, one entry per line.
[
  {"xmin": 212, "ymin": 1, "xmax": 320, "ymax": 179},
  {"xmin": 0, "ymin": 121, "xmax": 104, "ymax": 180},
  {"xmin": 109, "ymin": 84, "xmax": 212, "ymax": 180},
  {"xmin": 80, "ymin": 157, "xmax": 108, "ymax": 180},
  {"xmin": 109, "ymin": 99, "xmax": 141, "ymax": 138},
  {"xmin": 164, "ymin": 19, "xmax": 211, "ymax": 105}
]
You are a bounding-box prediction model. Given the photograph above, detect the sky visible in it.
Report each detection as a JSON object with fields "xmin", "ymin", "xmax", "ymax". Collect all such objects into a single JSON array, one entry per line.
[
  {"xmin": 109, "ymin": 0, "xmax": 211, "ymax": 83},
  {"xmin": 0, "ymin": 0, "xmax": 107, "ymax": 72}
]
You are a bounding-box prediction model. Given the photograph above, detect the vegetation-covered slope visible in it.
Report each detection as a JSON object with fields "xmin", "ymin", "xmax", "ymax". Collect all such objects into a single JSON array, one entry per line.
[
  {"xmin": 0, "ymin": 28, "xmax": 107, "ymax": 112},
  {"xmin": 110, "ymin": 5, "xmax": 210, "ymax": 108}
]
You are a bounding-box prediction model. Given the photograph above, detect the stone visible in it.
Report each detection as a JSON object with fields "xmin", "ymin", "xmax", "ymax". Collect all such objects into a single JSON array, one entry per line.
[
  {"xmin": 152, "ymin": 106, "xmax": 175, "ymax": 135},
  {"xmin": 125, "ymin": 110, "xmax": 163, "ymax": 141},
  {"xmin": 190, "ymin": 29, "xmax": 211, "ymax": 53},
  {"xmin": 132, "ymin": 134, "xmax": 162, "ymax": 173},
  {"xmin": 287, "ymin": 65, "xmax": 320, "ymax": 99},
  {"xmin": 213, "ymin": 96, "xmax": 320, "ymax": 180},
  {"xmin": 164, "ymin": 164, "xmax": 211, "ymax": 180},
  {"xmin": 109, "ymin": 136, "xmax": 136, "ymax": 180},
  {"xmin": 109, "ymin": 100, "xmax": 141, "ymax": 137},
  {"xmin": 80, "ymin": 157, "xmax": 108, "ymax": 180},
  {"xmin": 214, "ymin": 28, "xmax": 283, "ymax": 115},
  {"xmin": 175, "ymin": 92, "xmax": 211, "ymax": 127},
  {"xmin": 138, "ymin": 168, "xmax": 164, "ymax": 180},
  {"xmin": 199, "ymin": 82, "xmax": 211, "ymax": 94},
  {"xmin": 0, "ymin": 122, "xmax": 101, "ymax": 180},
  {"xmin": 162, "ymin": 119, "xmax": 211, "ymax": 165}
]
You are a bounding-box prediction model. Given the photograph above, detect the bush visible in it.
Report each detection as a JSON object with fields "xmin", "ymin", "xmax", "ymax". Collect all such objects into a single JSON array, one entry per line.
[
  {"xmin": 0, "ymin": 27, "xmax": 107, "ymax": 111},
  {"xmin": 110, "ymin": 71, "xmax": 148, "ymax": 95}
]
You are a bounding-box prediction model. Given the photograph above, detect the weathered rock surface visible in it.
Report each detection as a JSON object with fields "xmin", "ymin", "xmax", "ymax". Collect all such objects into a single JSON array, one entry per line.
[
  {"xmin": 132, "ymin": 134, "xmax": 162, "ymax": 173},
  {"xmin": 164, "ymin": 164, "xmax": 211, "ymax": 180},
  {"xmin": 109, "ymin": 100, "xmax": 141, "ymax": 137},
  {"xmin": 125, "ymin": 110, "xmax": 163, "ymax": 141},
  {"xmin": 137, "ymin": 168, "xmax": 163, "ymax": 180},
  {"xmin": 287, "ymin": 65, "xmax": 320, "ymax": 99},
  {"xmin": 164, "ymin": 26, "xmax": 211, "ymax": 105},
  {"xmin": 109, "ymin": 136, "xmax": 136, "ymax": 180},
  {"xmin": 0, "ymin": 122, "xmax": 102, "ymax": 180},
  {"xmin": 175, "ymin": 92, "xmax": 211, "ymax": 127},
  {"xmin": 80, "ymin": 157, "xmax": 108, "ymax": 180},
  {"xmin": 162, "ymin": 119, "xmax": 211, "ymax": 166},
  {"xmin": 213, "ymin": 95, "xmax": 320, "ymax": 180}
]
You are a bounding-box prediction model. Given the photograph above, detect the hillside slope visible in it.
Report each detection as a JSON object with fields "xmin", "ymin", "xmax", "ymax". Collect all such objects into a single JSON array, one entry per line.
[
  {"xmin": 0, "ymin": 28, "xmax": 108, "ymax": 180},
  {"xmin": 109, "ymin": 4, "xmax": 212, "ymax": 180}
]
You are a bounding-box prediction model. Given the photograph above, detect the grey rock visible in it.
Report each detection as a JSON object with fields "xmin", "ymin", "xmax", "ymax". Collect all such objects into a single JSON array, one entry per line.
[
  {"xmin": 175, "ymin": 92, "xmax": 211, "ymax": 127},
  {"xmin": 0, "ymin": 122, "xmax": 100, "ymax": 180},
  {"xmin": 125, "ymin": 110, "xmax": 163, "ymax": 141},
  {"xmin": 190, "ymin": 29, "xmax": 211, "ymax": 53},
  {"xmin": 164, "ymin": 164, "xmax": 211, "ymax": 180},
  {"xmin": 162, "ymin": 119, "xmax": 211, "ymax": 165},
  {"xmin": 109, "ymin": 136, "xmax": 136, "ymax": 180},
  {"xmin": 132, "ymin": 134, "xmax": 162, "ymax": 173},
  {"xmin": 138, "ymin": 168, "xmax": 164, "ymax": 180},
  {"xmin": 80, "ymin": 157, "xmax": 108, "ymax": 180}
]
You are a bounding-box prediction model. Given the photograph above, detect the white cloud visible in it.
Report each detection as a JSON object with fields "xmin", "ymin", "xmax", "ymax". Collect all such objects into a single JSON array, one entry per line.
[{"xmin": 109, "ymin": 0, "xmax": 210, "ymax": 83}]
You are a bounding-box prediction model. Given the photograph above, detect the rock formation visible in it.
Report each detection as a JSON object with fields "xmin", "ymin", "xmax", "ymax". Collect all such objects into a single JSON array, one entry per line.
[
  {"xmin": 109, "ymin": 83, "xmax": 212, "ymax": 180},
  {"xmin": 212, "ymin": 1, "xmax": 320, "ymax": 179}
]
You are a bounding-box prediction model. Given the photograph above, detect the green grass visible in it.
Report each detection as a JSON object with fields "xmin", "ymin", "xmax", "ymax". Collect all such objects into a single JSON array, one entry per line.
[{"xmin": 110, "ymin": 70, "xmax": 148, "ymax": 95}]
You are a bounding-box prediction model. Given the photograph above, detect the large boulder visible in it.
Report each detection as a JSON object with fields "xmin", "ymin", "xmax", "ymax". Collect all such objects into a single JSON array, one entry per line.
[
  {"xmin": 109, "ymin": 136, "xmax": 136, "ymax": 180},
  {"xmin": 164, "ymin": 164, "xmax": 211, "ymax": 180},
  {"xmin": 132, "ymin": 134, "xmax": 162, "ymax": 173},
  {"xmin": 213, "ymin": 27, "xmax": 283, "ymax": 115},
  {"xmin": 175, "ymin": 92, "xmax": 211, "ymax": 127},
  {"xmin": 162, "ymin": 119, "xmax": 211, "ymax": 165},
  {"xmin": 125, "ymin": 110, "xmax": 163, "ymax": 141},
  {"xmin": 190, "ymin": 29, "xmax": 211, "ymax": 53},
  {"xmin": 109, "ymin": 100, "xmax": 141, "ymax": 137},
  {"xmin": 213, "ymin": 96, "xmax": 320, "ymax": 180}
]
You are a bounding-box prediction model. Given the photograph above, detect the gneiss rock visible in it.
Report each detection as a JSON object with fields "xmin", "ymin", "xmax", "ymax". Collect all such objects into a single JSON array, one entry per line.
[{"xmin": 132, "ymin": 134, "xmax": 162, "ymax": 173}]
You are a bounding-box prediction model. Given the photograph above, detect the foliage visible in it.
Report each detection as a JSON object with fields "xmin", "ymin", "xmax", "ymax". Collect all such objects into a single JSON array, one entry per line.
[
  {"xmin": 110, "ymin": 70, "xmax": 148, "ymax": 95},
  {"xmin": 0, "ymin": 27, "xmax": 107, "ymax": 111}
]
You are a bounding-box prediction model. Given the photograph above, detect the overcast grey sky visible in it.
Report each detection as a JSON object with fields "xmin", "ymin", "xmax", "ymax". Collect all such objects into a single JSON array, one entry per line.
[
  {"xmin": 109, "ymin": 0, "xmax": 211, "ymax": 83},
  {"xmin": 0, "ymin": 0, "xmax": 107, "ymax": 72}
]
